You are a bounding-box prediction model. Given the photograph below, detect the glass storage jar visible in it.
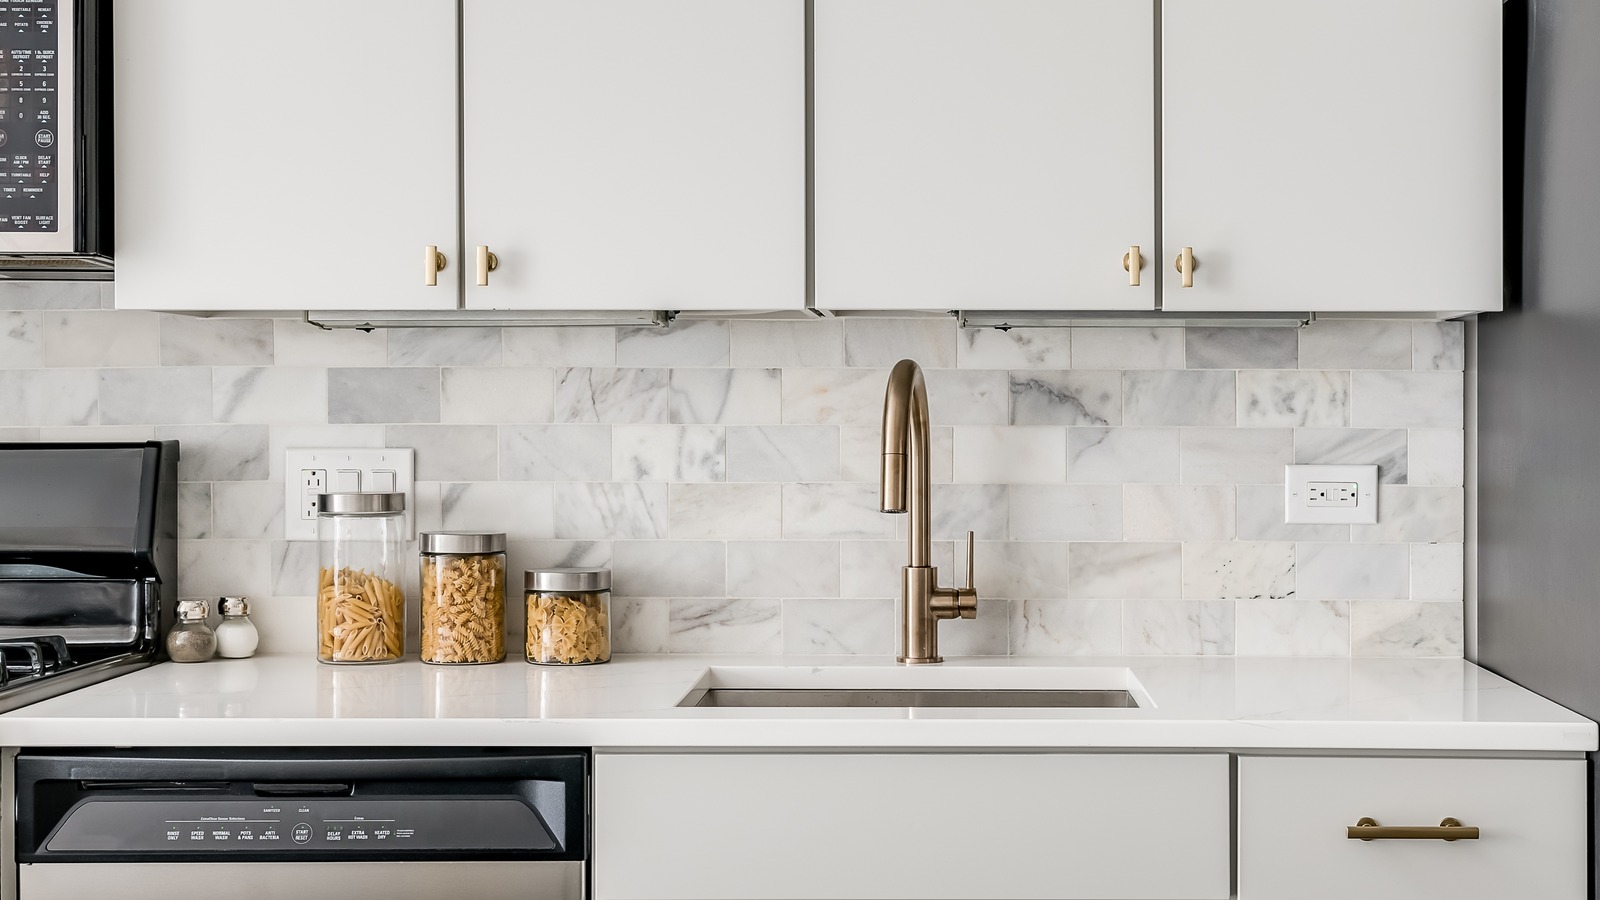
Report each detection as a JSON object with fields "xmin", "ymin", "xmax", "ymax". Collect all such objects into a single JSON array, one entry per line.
[
  {"xmin": 316, "ymin": 492, "xmax": 406, "ymax": 664},
  {"xmin": 525, "ymin": 568, "xmax": 611, "ymax": 666},
  {"xmin": 166, "ymin": 599, "xmax": 216, "ymax": 663},
  {"xmin": 419, "ymin": 531, "xmax": 507, "ymax": 665}
]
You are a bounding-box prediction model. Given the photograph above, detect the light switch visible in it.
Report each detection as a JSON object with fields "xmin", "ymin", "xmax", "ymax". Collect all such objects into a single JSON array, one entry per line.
[
  {"xmin": 283, "ymin": 448, "xmax": 416, "ymax": 540},
  {"xmin": 370, "ymin": 469, "xmax": 397, "ymax": 492},
  {"xmin": 332, "ymin": 469, "xmax": 362, "ymax": 492}
]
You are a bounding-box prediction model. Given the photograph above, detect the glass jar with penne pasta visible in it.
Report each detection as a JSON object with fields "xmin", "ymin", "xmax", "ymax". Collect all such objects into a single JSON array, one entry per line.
[
  {"xmin": 316, "ymin": 492, "xmax": 407, "ymax": 665},
  {"xmin": 419, "ymin": 531, "xmax": 506, "ymax": 665}
]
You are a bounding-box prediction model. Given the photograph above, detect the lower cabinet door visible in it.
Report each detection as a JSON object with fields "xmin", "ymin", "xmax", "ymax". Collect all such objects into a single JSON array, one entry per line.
[
  {"xmin": 594, "ymin": 752, "xmax": 1230, "ymax": 900},
  {"xmin": 1238, "ymin": 756, "xmax": 1586, "ymax": 899}
]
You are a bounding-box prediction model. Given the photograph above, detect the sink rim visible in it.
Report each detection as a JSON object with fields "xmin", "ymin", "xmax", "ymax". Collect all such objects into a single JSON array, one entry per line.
[
  {"xmin": 674, "ymin": 664, "xmax": 1156, "ymax": 711},
  {"xmin": 684, "ymin": 687, "xmax": 1140, "ymax": 709}
]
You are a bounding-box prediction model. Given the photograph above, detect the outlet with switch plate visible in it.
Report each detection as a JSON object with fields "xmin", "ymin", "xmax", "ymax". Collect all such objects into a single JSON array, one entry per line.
[
  {"xmin": 283, "ymin": 448, "xmax": 415, "ymax": 540},
  {"xmin": 1284, "ymin": 465, "xmax": 1378, "ymax": 524}
]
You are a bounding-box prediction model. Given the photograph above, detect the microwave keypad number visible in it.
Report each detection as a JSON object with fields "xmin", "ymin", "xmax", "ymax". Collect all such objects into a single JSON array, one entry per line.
[{"xmin": 0, "ymin": 0, "xmax": 56, "ymax": 232}]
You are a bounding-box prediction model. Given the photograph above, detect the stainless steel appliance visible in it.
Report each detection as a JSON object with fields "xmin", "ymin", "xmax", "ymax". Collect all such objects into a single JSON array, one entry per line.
[
  {"xmin": 13, "ymin": 748, "xmax": 588, "ymax": 899},
  {"xmin": 0, "ymin": 440, "xmax": 177, "ymax": 711}
]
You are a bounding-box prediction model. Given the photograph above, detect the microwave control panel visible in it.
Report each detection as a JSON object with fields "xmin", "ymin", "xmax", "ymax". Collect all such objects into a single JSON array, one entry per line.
[{"xmin": 0, "ymin": 0, "xmax": 58, "ymax": 233}]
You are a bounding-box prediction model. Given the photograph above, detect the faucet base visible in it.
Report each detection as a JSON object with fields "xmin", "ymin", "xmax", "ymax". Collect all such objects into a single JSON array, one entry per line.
[{"xmin": 897, "ymin": 655, "xmax": 944, "ymax": 665}]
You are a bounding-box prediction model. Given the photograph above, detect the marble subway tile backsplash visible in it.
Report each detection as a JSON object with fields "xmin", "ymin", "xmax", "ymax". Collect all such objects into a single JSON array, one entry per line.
[{"xmin": 0, "ymin": 300, "xmax": 1468, "ymax": 658}]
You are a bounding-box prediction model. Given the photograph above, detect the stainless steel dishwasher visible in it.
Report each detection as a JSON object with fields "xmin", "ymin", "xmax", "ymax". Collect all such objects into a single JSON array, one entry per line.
[{"xmin": 13, "ymin": 747, "xmax": 587, "ymax": 899}]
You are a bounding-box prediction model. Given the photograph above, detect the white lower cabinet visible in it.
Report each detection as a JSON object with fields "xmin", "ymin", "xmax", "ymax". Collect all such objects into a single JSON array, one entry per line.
[
  {"xmin": 593, "ymin": 752, "xmax": 1231, "ymax": 900},
  {"xmin": 1238, "ymin": 756, "xmax": 1586, "ymax": 899}
]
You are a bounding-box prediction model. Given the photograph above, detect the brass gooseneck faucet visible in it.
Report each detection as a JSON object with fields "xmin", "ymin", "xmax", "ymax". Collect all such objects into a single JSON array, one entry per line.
[{"xmin": 880, "ymin": 359, "xmax": 977, "ymax": 664}]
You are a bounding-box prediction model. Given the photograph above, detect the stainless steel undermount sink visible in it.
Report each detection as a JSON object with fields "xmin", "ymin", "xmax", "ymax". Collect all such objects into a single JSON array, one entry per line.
[
  {"xmin": 687, "ymin": 688, "xmax": 1138, "ymax": 709},
  {"xmin": 674, "ymin": 666, "xmax": 1151, "ymax": 711}
]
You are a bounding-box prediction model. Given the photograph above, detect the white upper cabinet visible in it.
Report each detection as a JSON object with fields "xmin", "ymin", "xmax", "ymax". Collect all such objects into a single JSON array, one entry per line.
[
  {"xmin": 114, "ymin": 1, "xmax": 460, "ymax": 311},
  {"xmin": 813, "ymin": 0, "xmax": 1156, "ymax": 312},
  {"xmin": 462, "ymin": 0, "xmax": 805, "ymax": 311},
  {"xmin": 1162, "ymin": 0, "xmax": 1502, "ymax": 313}
]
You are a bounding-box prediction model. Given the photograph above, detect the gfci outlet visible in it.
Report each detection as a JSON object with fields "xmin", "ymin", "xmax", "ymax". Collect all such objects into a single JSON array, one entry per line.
[
  {"xmin": 1284, "ymin": 464, "xmax": 1379, "ymax": 524},
  {"xmin": 283, "ymin": 448, "xmax": 416, "ymax": 541}
]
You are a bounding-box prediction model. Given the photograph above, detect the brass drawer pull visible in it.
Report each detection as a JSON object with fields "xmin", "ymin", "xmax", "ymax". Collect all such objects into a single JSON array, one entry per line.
[{"xmin": 1347, "ymin": 817, "xmax": 1480, "ymax": 841}]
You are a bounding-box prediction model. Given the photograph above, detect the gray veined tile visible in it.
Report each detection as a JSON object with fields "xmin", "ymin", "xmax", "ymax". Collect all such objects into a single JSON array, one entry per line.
[
  {"xmin": 612, "ymin": 598, "xmax": 670, "ymax": 654},
  {"xmin": 614, "ymin": 541, "xmax": 727, "ymax": 597},
  {"xmin": 1350, "ymin": 371, "xmax": 1463, "ymax": 428},
  {"xmin": 387, "ymin": 327, "xmax": 502, "ymax": 367},
  {"xmin": 958, "ymin": 327, "xmax": 1071, "ymax": 369},
  {"xmin": 552, "ymin": 483, "xmax": 668, "ymax": 540},
  {"xmin": 924, "ymin": 369, "xmax": 1009, "ymax": 426},
  {"xmin": 328, "ymin": 367, "xmax": 440, "ymax": 424},
  {"xmin": 783, "ymin": 599, "xmax": 894, "ymax": 655},
  {"xmin": 726, "ymin": 425, "xmax": 841, "ymax": 483},
  {"xmin": 210, "ymin": 481, "xmax": 285, "ymax": 540},
  {"xmin": 668, "ymin": 483, "xmax": 782, "ymax": 539},
  {"xmin": 1067, "ymin": 427, "xmax": 1180, "ymax": 483},
  {"xmin": 1234, "ymin": 600, "xmax": 1349, "ymax": 656},
  {"xmin": 1299, "ymin": 319, "xmax": 1412, "ymax": 370},
  {"xmin": 618, "ymin": 320, "xmax": 730, "ymax": 367},
  {"xmin": 270, "ymin": 540, "xmax": 318, "ymax": 597},
  {"xmin": 1351, "ymin": 485, "xmax": 1462, "ymax": 543},
  {"xmin": 670, "ymin": 368, "xmax": 782, "ymax": 425},
  {"xmin": 43, "ymin": 310, "xmax": 161, "ymax": 368},
  {"xmin": 99, "ymin": 367, "xmax": 211, "ymax": 425},
  {"xmin": 441, "ymin": 368, "xmax": 554, "ymax": 424},
  {"xmin": 1181, "ymin": 428, "xmax": 1294, "ymax": 484},
  {"xmin": 159, "ymin": 316, "xmax": 274, "ymax": 367},
  {"xmin": 953, "ymin": 427, "xmax": 1066, "ymax": 484},
  {"xmin": 931, "ymin": 484, "xmax": 1008, "ymax": 541},
  {"xmin": 1009, "ymin": 371, "xmax": 1120, "ymax": 426},
  {"xmin": 1413, "ymin": 321, "xmax": 1465, "ymax": 371},
  {"xmin": 0, "ymin": 310, "xmax": 41, "ymax": 368},
  {"xmin": 842, "ymin": 318, "xmax": 957, "ymax": 368},
  {"xmin": 1123, "ymin": 484, "xmax": 1235, "ymax": 541},
  {"xmin": 839, "ymin": 540, "xmax": 955, "ymax": 600},
  {"xmin": 782, "ymin": 483, "xmax": 896, "ymax": 539},
  {"xmin": 669, "ymin": 598, "xmax": 781, "ymax": 654},
  {"xmin": 1123, "ymin": 600, "xmax": 1235, "ymax": 655},
  {"xmin": 500, "ymin": 424, "xmax": 611, "ymax": 481},
  {"xmin": 1010, "ymin": 599, "xmax": 1122, "ymax": 656},
  {"xmin": 1069, "ymin": 542, "xmax": 1182, "ymax": 599},
  {"xmin": 1294, "ymin": 428, "xmax": 1408, "ymax": 484},
  {"xmin": 554, "ymin": 367, "xmax": 670, "ymax": 424},
  {"xmin": 177, "ymin": 540, "xmax": 271, "ymax": 598},
  {"xmin": 1186, "ymin": 328, "xmax": 1298, "ymax": 369},
  {"xmin": 1235, "ymin": 484, "xmax": 1350, "ymax": 542},
  {"xmin": 727, "ymin": 541, "xmax": 840, "ymax": 599},
  {"xmin": 1238, "ymin": 370, "xmax": 1349, "ymax": 427},
  {"xmin": 782, "ymin": 368, "xmax": 888, "ymax": 425},
  {"xmin": 1122, "ymin": 370, "xmax": 1235, "ymax": 426},
  {"xmin": 1295, "ymin": 542, "xmax": 1409, "ymax": 600},
  {"xmin": 0, "ymin": 281, "xmax": 102, "ymax": 310},
  {"xmin": 1071, "ymin": 327, "xmax": 1183, "ymax": 369},
  {"xmin": 0, "ymin": 369, "xmax": 97, "ymax": 425},
  {"xmin": 1182, "ymin": 542, "xmax": 1295, "ymax": 600},
  {"xmin": 613, "ymin": 425, "xmax": 726, "ymax": 482},
  {"xmin": 441, "ymin": 482, "xmax": 554, "ymax": 541},
  {"xmin": 177, "ymin": 482, "xmax": 212, "ymax": 540},
  {"xmin": 973, "ymin": 541, "xmax": 1070, "ymax": 600},
  {"xmin": 842, "ymin": 425, "xmax": 953, "ymax": 484},
  {"xmin": 213, "ymin": 367, "xmax": 327, "ymax": 424},
  {"xmin": 729, "ymin": 319, "xmax": 843, "ymax": 368},
  {"xmin": 1008, "ymin": 484, "xmax": 1122, "ymax": 541},
  {"xmin": 155, "ymin": 424, "xmax": 270, "ymax": 481},
  {"xmin": 502, "ymin": 327, "xmax": 616, "ymax": 367},
  {"xmin": 1351, "ymin": 601, "xmax": 1462, "ymax": 657},
  {"xmin": 936, "ymin": 598, "xmax": 1011, "ymax": 656}
]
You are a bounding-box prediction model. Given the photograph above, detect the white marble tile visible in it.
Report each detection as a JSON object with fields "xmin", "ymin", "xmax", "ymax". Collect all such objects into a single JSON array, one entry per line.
[
  {"xmin": 782, "ymin": 367, "xmax": 887, "ymax": 425},
  {"xmin": 156, "ymin": 425, "xmax": 271, "ymax": 481},
  {"xmin": 0, "ymin": 370, "xmax": 97, "ymax": 425},
  {"xmin": 842, "ymin": 318, "xmax": 956, "ymax": 368},
  {"xmin": 159, "ymin": 316, "xmax": 273, "ymax": 366},
  {"xmin": 782, "ymin": 598, "xmax": 894, "ymax": 655},
  {"xmin": 500, "ymin": 424, "xmax": 611, "ymax": 481},
  {"xmin": 924, "ymin": 369, "xmax": 1009, "ymax": 426},
  {"xmin": 669, "ymin": 598, "xmax": 781, "ymax": 654},
  {"xmin": 411, "ymin": 481, "xmax": 443, "ymax": 535},
  {"xmin": 273, "ymin": 318, "xmax": 387, "ymax": 367},
  {"xmin": 952, "ymin": 427, "xmax": 1066, "ymax": 483},
  {"xmin": 1413, "ymin": 321, "xmax": 1465, "ymax": 371},
  {"xmin": 441, "ymin": 368, "xmax": 554, "ymax": 424},
  {"xmin": 0, "ymin": 282, "xmax": 100, "ymax": 310},
  {"xmin": 266, "ymin": 424, "xmax": 387, "ymax": 480},
  {"xmin": 613, "ymin": 425, "xmax": 726, "ymax": 482},
  {"xmin": 1296, "ymin": 542, "xmax": 1409, "ymax": 600},
  {"xmin": 1010, "ymin": 598, "xmax": 1122, "ymax": 656},
  {"xmin": 554, "ymin": 367, "xmax": 669, "ymax": 424},
  {"xmin": 726, "ymin": 425, "xmax": 841, "ymax": 482},
  {"xmin": 1238, "ymin": 370, "xmax": 1350, "ymax": 427},
  {"xmin": 1007, "ymin": 484, "xmax": 1121, "ymax": 541},
  {"xmin": 1411, "ymin": 543, "xmax": 1464, "ymax": 601},
  {"xmin": 521, "ymin": 540, "xmax": 613, "ymax": 571},
  {"xmin": 1234, "ymin": 600, "xmax": 1349, "ymax": 656},
  {"xmin": 502, "ymin": 327, "xmax": 616, "ymax": 367},
  {"xmin": 388, "ymin": 327, "xmax": 502, "ymax": 367},
  {"xmin": 1351, "ymin": 600, "xmax": 1463, "ymax": 657},
  {"xmin": 269, "ymin": 540, "xmax": 318, "ymax": 597},
  {"xmin": 729, "ymin": 319, "xmax": 842, "ymax": 368},
  {"xmin": 1351, "ymin": 486, "xmax": 1463, "ymax": 543},
  {"xmin": 1123, "ymin": 370, "xmax": 1235, "ymax": 426},
  {"xmin": 1071, "ymin": 327, "xmax": 1183, "ymax": 369},
  {"xmin": 1185, "ymin": 328, "xmax": 1297, "ymax": 369},
  {"xmin": 958, "ymin": 327, "xmax": 1071, "ymax": 369},
  {"xmin": 1124, "ymin": 484, "xmax": 1235, "ymax": 541},
  {"xmin": 618, "ymin": 320, "xmax": 729, "ymax": 367},
  {"xmin": 840, "ymin": 540, "xmax": 955, "ymax": 599},
  {"xmin": 1351, "ymin": 371, "xmax": 1463, "ymax": 428},
  {"xmin": 937, "ymin": 598, "xmax": 1011, "ymax": 656},
  {"xmin": 1183, "ymin": 542, "xmax": 1295, "ymax": 600},
  {"xmin": 611, "ymin": 598, "xmax": 670, "ymax": 654},
  {"xmin": 551, "ymin": 483, "xmax": 668, "ymax": 540},
  {"xmin": 1294, "ymin": 428, "xmax": 1408, "ymax": 484},
  {"xmin": 782, "ymin": 482, "xmax": 897, "ymax": 539},
  {"xmin": 1407, "ymin": 429, "xmax": 1464, "ymax": 486},
  {"xmin": 1181, "ymin": 428, "xmax": 1293, "ymax": 484},
  {"xmin": 1069, "ymin": 542, "xmax": 1182, "ymax": 599},
  {"xmin": 670, "ymin": 368, "xmax": 781, "ymax": 424},
  {"xmin": 99, "ymin": 368, "xmax": 210, "ymax": 425},
  {"xmin": 36, "ymin": 425, "xmax": 153, "ymax": 442},
  {"xmin": 213, "ymin": 367, "xmax": 326, "ymax": 424},
  {"xmin": 1009, "ymin": 371, "xmax": 1120, "ymax": 426},
  {"xmin": 328, "ymin": 368, "xmax": 439, "ymax": 424},
  {"xmin": 930, "ymin": 483, "xmax": 1008, "ymax": 540},
  {"xmin": 441, "ymin": 482, "xmax": 554, "ymax": 541},
  {"xmin": 211, "ymin": 481, "xmax": 284, "ymax": 540},
  {"xmin": 668, "ymin": 483, "xmax": 781, "ymax": 540},
  {"xmin": 1066, "ymin": 427, "xmax": 1180, "ymax": 483},
  {"xmin": 178, "ymin": 540, "xmax": 271, "ymax": 599},
  {"xmin": 727, "ymin": 540, "xmax": 840, "ymax": 598},
  {"xmin": 1236, "ymin": 484, "xmax": 1350, "ymax": 542},
  {"xmin": 841, "ymin": 425, "xmax": 953, "ymax": 484},
  {"xmin": 42, "ymin": 310, "xmax": 159, "ymax": 367},
  {"xmin": 1299, "ymin": 320, "xmax": 1412, "ymax": 370},
  {"xmin": 0, "ymin": 426, "xmax": 37, "ymax": 440},
  {"xmin": 1123, "ymin": 600, "xmax": 1234, "ymax": 655},
  {"xmin": 178, "ymin": 483, "xmax": 212, "ymax": 540},
  {"xmin": 613, "ymin": 541, "xmax": 726, "ymax": 597}
]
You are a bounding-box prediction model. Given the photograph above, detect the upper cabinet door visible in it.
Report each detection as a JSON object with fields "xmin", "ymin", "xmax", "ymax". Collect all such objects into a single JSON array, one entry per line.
[
  {"xmin": 114, "ymin": 2, "xmax": 459, "ymax": 311},
  {"xmin": 1162, "ymin": 0, "xmax": 1502, "ymax": 313},
  {"xmin": 463, "ymin": 0, "xmax": 805, "ymax": 311},
  {"xmin": 813, "ymin": 0, "xmax": 1155, "ymax": 312}
]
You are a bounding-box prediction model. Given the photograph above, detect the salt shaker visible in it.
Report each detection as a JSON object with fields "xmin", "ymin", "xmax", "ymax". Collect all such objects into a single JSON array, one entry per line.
[
  {"xmin": 167, "ymin": 599, "xmax": 217, "ymax": 663},
  {"xmin": 215, "ymin": 596, "xmax": 260, "ymax": 659}
]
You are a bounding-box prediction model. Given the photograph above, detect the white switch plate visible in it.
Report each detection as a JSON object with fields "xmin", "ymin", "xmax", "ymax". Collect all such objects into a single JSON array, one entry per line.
[
  {"xmin": 1284, "ymin": 464, "xmax": 1378, "ymax": 524},
  {"xmin": 283, "ymin": 448, "xmax": 416, "ymax": 540}
]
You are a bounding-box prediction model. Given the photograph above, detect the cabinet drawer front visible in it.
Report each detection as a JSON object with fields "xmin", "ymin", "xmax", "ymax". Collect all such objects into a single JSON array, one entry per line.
[
  {"xmin": 595, "ymin": 752, "xmax": 1229, "ymax": 900},
  {"xmin": 1238, "ymin": 757, "xmax": 1585, "ymax": 900}
]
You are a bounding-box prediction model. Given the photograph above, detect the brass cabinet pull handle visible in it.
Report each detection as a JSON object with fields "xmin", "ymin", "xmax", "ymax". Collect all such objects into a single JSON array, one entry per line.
[
  {"xmin": 1347, "ymin": 817, "xmax": 1480, "ymax": 841},
  {"xmin": 1123, "ymin": 245, "xmax": 1143, "ymax": 286},
  {"xmin": 1174, "ymin": 246, "xmax": 1196, "ymax": 288},
  {"xmin": 475, "ymin": 245, "xmax": 500, "ymax": 286},
  {"xmin": 423, "ymin": 245, "xmax": 447, "ymax": 286}
]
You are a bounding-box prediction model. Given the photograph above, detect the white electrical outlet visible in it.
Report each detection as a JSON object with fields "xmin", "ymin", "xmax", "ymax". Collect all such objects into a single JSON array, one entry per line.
[
  {"xmin": 1285, "ymin": 465, "xmax": 1378, "ymax": 524},
  {"xmin": 283, "ymin": 448, "xmax": 416, "ymax": 540}
]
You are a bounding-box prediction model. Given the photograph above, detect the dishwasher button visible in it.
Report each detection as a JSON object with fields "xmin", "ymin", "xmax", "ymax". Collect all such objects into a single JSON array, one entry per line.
[{"xmin": 292, "ymin": 823, "xmax": 312, "ymax": 844}]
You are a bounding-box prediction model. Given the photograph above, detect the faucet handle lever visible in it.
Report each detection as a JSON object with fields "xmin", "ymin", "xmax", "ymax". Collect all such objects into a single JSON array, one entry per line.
[{"xmin": 962, "ymin": 530, "xmax": 975, "ymax": 592}]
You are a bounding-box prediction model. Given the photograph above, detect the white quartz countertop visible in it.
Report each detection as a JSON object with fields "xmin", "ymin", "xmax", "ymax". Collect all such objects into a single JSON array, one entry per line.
[{"xmin": 0, "ymin": 654, "xmax": 1591, "ymax": 753}]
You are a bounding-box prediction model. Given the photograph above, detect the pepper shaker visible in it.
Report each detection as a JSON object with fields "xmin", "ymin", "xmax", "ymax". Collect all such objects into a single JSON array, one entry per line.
[
  {"xmin": 215, "ymin": 596, "xmax": 260, "ymax": 659},
  {"xmin": 167, "ymin": 599, "xmax": 217, "ymax": 663}
]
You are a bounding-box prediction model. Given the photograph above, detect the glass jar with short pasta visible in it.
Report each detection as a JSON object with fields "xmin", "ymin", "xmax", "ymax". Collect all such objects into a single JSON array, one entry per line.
[
  {"xmin": 525, "ymin": 568, "xmax": 611, "ymax": 666},
  {"xmin": 419, "ymin": 531, "xmax": 506, "ymax": 665},
  {"xmin": 316, "ymin": 492, "xmax": 407, "ymax": 664}
]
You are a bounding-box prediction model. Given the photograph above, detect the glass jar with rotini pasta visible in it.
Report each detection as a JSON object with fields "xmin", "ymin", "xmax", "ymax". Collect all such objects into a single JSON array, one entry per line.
[
  {"xmin": 419, "ymin": 531, "xmax": 506, "ymax": 665},
  {"xmin": 316, "ymin": 492, "xmax": 407, "ymax": 664}
]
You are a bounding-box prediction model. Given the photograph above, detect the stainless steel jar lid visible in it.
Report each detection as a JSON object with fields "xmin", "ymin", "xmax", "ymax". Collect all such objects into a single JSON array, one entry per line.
[
  {"xmin": 220, "ymin": 596, "xmax": 250, "ymax": 616},
  {"xmin": 176, "ymin": 599, "xmax": 210, "ymax": 620},
  {"xmin": 525, "ymin": 567, "xmax": 611, "ymax": 593},
  {"xmin": 317, "ymin": 492, "xmax": 406, "ymax": 516},
  {"xmin": 420, "ymin": 531, "xmax": 507, "ymax": 555}
]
